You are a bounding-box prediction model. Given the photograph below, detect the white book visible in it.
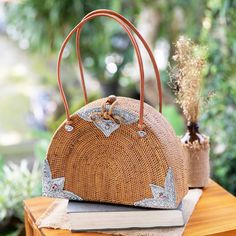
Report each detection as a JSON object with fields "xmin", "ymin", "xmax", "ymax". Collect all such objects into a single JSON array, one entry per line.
[{"xmin": 67, "ymin": 201, "xmax": 184, "ymax": 232}]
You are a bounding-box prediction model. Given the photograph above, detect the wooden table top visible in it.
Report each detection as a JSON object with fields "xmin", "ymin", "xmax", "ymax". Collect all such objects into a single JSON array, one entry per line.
[{"xmin": 24, "ymin": 180, "xmax": 236, "ymax": 236}]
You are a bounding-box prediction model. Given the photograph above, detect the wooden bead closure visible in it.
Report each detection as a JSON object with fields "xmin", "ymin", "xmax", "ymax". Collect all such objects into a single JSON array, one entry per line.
[{"xmin": 107, "ymin": 95, "xmax": 117, "ymax": 104}]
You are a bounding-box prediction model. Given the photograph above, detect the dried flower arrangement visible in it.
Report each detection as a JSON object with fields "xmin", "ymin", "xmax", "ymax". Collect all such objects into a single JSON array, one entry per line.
[
  {"xmin": 169, "ymin": 36, "xmax": 212, "ymax": 187},
  {"xmin": 169, "ymin": 36, "xmax": 213, "ymax": 144}
]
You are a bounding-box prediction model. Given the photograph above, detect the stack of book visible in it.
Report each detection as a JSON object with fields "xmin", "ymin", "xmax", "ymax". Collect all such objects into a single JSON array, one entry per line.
[{"xmin": 67, "ymin": 201, "xmax": 185, "ymax": 232}]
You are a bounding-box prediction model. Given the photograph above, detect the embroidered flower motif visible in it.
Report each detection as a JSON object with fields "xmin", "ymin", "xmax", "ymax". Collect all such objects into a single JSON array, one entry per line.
[
  {"xmin": 42, "ymin": 160, "xmax": 82, "ymax": 201},
  {"xmin": 77, "ymin": 106, "xmax": 138, "ymax": 137},
  {"xmin": 134, "ymin": 168, "xmax": 177, "ymax": 209}
]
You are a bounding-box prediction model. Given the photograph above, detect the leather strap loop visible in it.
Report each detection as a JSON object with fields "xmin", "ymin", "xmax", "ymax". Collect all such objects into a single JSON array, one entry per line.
[
  {"xmin": 57, "ymin": 13, "xmax": 145, "ymax": 128},
  {"xmin": 76, "ymin": 9, "xmax": 162, "ymax": 113}
]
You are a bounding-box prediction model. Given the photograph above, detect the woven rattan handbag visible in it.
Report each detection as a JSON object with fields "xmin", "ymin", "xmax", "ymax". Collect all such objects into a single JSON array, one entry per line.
[{"xmin": 42, "ymin": 9, "xmax": 188, "ymax": 209}]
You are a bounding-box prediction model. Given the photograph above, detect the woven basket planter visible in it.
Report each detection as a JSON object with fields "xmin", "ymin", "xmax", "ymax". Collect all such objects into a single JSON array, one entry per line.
[{"xmin": 182, "ymin": 136, "xmax": 210, "ymax": 188}]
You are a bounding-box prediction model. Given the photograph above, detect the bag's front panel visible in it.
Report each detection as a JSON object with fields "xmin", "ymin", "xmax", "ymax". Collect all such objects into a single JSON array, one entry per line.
[{"xmin": 45, "ymin": 97, "xmax": 187, "ymax": 208}]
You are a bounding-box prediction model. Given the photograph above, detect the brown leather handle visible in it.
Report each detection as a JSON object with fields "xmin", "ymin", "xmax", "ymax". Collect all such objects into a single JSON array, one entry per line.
[
  {"xmin": 76, "ymin": 9, "xmax": 162, "ymax": 113},
  {"xmin": 57, "ymin": 12, "xmax": 146, "ymax": 129}
]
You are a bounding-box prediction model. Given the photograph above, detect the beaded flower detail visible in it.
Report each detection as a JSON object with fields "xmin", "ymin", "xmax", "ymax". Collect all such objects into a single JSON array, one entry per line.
[
  {"xmin": 134, "ymin": 168, "xmax": 177, "ymax": 209},
  {"xmin": 77, "ymin": 106, "xmax": 138, "ymax": 137},
  {"xmin": 42, "ymin": 160, "xmax": 82, "ymax": 201}
]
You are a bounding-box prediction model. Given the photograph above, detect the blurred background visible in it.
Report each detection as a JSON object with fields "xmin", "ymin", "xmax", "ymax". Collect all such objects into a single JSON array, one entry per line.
[{"xmin": 0, "ymin": 0, "xmax": 235, "ymax": 235}]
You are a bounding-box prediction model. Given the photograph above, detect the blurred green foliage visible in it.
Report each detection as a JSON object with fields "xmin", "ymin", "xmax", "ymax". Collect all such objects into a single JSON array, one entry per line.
[
  {"xmin": 3, "ymin": 0, "xmax": 236, "ymax": 197},
  {"xmin": 0, "ymin": 93, "xmax": 30, "ymax": 133},
  {"xmin": 163, "ymin": 105, "xmax": 184, "ymax": 136},
  {"xmin": 32, "ymin": 130, "xmax": 52, "ymax": 160},
  {"xmin": 0, "ymin": 159, "xmax": 41, "ymax": 230},
  {"xmin": 5, "ymin": 0, "xmax": 139, "ymax": 88},
  {"xmin": 199, "ymin": 0, "xmax": 236, "ymax": 193}
]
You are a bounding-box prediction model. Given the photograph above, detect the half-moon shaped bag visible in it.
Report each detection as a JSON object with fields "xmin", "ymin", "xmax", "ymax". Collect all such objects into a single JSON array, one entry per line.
[{"xmin": 42, "ymin": 9, "xmax": 188, "ymax": 209}]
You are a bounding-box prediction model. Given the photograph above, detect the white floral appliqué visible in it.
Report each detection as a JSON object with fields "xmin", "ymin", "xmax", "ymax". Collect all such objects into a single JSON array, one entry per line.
[
  {"xmin": 134, "ymin": 168, "xmax": 177, "ymax": 209},
  {"xmin": 42, "ymin": 160, "xmax": 82, "ymax": 201}
]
